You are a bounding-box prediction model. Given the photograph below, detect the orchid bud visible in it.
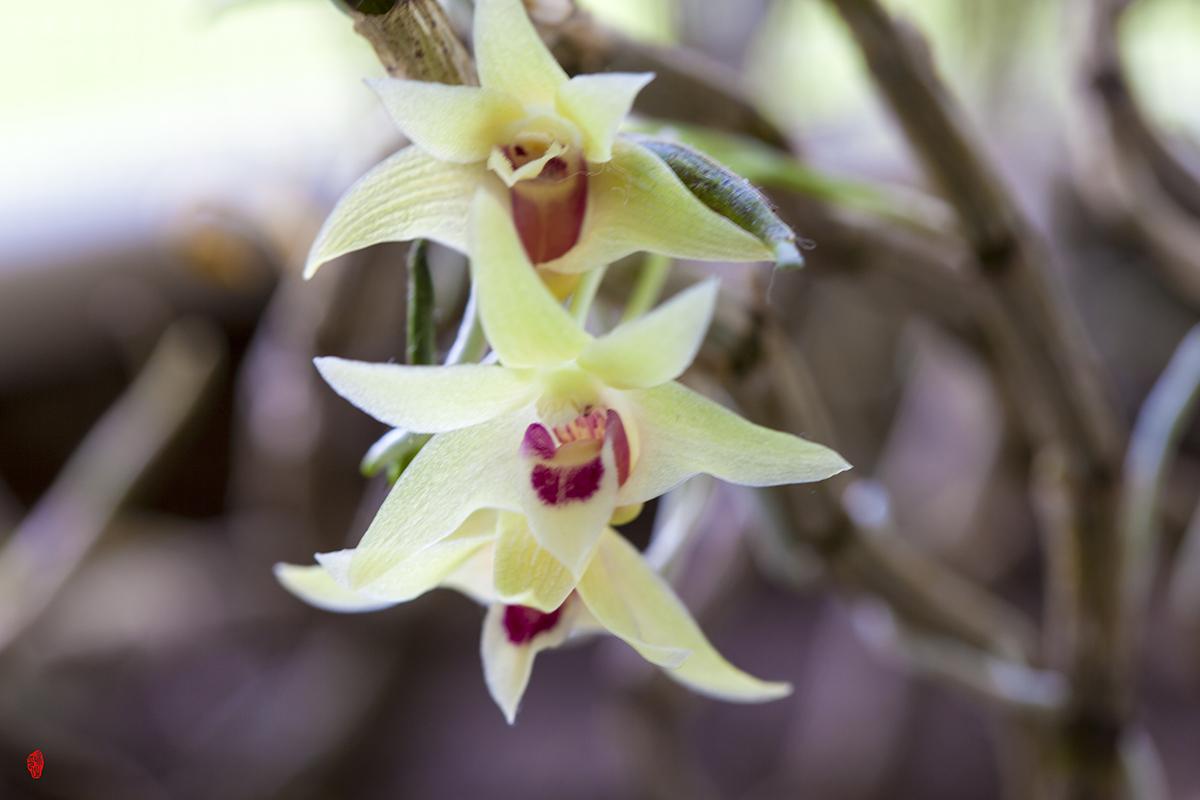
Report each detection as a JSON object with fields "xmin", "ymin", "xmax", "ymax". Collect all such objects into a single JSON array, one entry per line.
[{"xmin": 635, "ymin": 137, "xmax": 805, "ymax": 270}]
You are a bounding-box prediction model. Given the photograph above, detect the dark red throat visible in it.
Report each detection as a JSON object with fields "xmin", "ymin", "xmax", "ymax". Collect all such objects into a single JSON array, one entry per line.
[
  {"xmin": 503, "ymin": 604, "xmax": 564, "ymax": 645},
  {"xmin": 509, "ymin": 152, "xmax": 588, "ymax": 265}
]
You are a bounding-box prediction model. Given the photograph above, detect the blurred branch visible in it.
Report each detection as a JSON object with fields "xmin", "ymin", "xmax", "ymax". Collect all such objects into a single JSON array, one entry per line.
[
  {"xmin": 824, "ymin": 1, "xmax": 1131, "ymax": 794},
  {"xmin": 539, "ymin": 8, "xmax": 791, "ymax": 149},
  {"xmin": 834, "ymin": 479, "xmax": 1037, "ymax": 662},
  {"xmin": 1074, "ymin": 0, "xmax": 1200, "ymax": 308},
  {"xmin": 0, "ymin": 474, "xmax": 20, "ymax": 533},
  {"xmin": 336, "ymin": 0, "xmax": 477, "ymax": 84},
  {"xmin": 1119, "ymin": 728, "xmax": 1171, "ymax": 800},
  {"xmin": 1082, "ymin": 0, "xmax": 1200, "ymax": 219},
  {"xmin": 1118, "ymin": 325, "xmax": 1200, "ymax": 658},
  {"xmin": 852, "ymin": 603, "xmax": 1067, "ymax": 718},
  {"xmin": 638, "ymin": 122, "xmax": 955, "ymax": 237},
  {"xmin": 826, "ymin": 0, "xmax": 1120, "ymax": 474},
  {"xmin": 726, "ymin": 316, "xmax": 1038, "ymax": 661},
  {"xmin": 0, "ymin": 320, "xmax": 224, "ymax": 651}
]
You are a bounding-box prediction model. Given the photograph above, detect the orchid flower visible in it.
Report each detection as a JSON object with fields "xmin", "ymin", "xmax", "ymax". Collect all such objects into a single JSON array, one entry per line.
[
  {"xmin": 308, "ymin": 188, "xmax": 848, "ymax": 591},
  {"xmin": 304, "ymin": 0, "xmax": 771, "ymax": 282},
  {"xmin": 276, "ymin": 511, "xmax": 790, "ymax": 723}
]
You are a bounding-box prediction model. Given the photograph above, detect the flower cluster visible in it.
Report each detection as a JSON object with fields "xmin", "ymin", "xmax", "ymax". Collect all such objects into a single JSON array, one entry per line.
[{"xmin": 278, "ymin": 0, "xmax": 849, "ymax": 723}]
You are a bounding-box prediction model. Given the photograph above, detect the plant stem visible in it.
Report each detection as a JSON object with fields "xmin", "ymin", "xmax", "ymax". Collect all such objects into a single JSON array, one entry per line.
[
  {"xmin": 338, "ymin": 0, "xmax": 476, "ymax": 85},
  {"xmin": 405, "ymin": 240, "xmax": 436, "ymax": 366},
  {"xmin": 0, "ymin": 320, "xmax": 223, "ymax": 652},
  {"xmin": 825, "ymin": 1, "xmax": 1128, "ymax": 793},
  {"xmin": 569, "ymin": 264, "xmax": 607, "ymax": 324},
  {"xmin": 621, "ymin": 254, "xmax": 672, "ymax": 322},
  {"xmin": 852, "ymin": 603, "xmax": 1067, "ymax": 718}
]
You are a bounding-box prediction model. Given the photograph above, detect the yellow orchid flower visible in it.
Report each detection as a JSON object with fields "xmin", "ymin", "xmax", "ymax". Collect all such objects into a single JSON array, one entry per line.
[
  {"xmin": 310, "ymin": 189, "xmax": 848, "ymax": 587},
  {"xmin": 304, "ymin": 0, "xmax": 771, "ymax": 278},
  {"xmin": 276, "ymin": 511, "xmax": 790, "ymax": 723}
]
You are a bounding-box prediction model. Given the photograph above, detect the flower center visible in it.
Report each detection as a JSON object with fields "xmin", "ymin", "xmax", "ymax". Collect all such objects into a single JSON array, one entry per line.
[
  {"xmin": 506, "ymin": 144, "xmax": 587, "ymax": 265},
  {"xmin": 486, "ymin": 115, "xmax": 588, "ymax": 266},
  {"xmin": 521, "ymin": 408, "xmax": 631, "ymax": 507},
  {"xmin": 503, "ymin": 603, "xmax": 564, "ymax": 645}
]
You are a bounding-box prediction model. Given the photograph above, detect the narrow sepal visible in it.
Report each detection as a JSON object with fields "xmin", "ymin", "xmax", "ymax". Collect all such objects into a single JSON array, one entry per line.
[
  {"xmin": 473, "ymin": 0, "xmax": 567, "ymax": 105},
  {"xmin": 578, "ymin": 530, "xmax": 792, "ymax": 701},
  {"xmin": 316, "ymin": 357, "xmax": 535, "ymax": 433},
  {"xmin": 556, "ymin": 72, "xmax": 654, "ymax": 163},
  {"xmin": 578, "ymin": 279, "xmax": 718, "ymax": 389},
  {"xmin": 368, "ymin": 79, "xmax": 521, "ymax": 164},
  {"xmin": 618, "ymin": 381, "xmax": 851, "ymax": 505},
  {"xmin": 306, "ymin": 146, "xmax": 483, "ymax": 277},
  {"xmin": 348, "ymin": 414, "xmax": 526, "ymax": 588}
]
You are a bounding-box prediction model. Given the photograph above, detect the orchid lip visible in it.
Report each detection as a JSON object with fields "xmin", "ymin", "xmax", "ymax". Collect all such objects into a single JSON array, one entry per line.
[
  {"xmin": 503, "ymin": 603, "xmax": 565, "ymax": 645},
  {"xmin": 522, "ymin": 408, "xmax": 632, "ymax": 507},
  {"xmin": 508, "ymin": 144, "xmax": 588, "ymax": 265}
]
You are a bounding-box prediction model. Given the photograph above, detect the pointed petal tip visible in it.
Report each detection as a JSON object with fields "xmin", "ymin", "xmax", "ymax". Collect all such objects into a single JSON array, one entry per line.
[
  {"xmin": 802, "ymin": 446, "xmax": 853, "ymax": 483},
  {"xmin": 501, "ymin": 702, "xmax": 519, "ymax": 725},
  {"xmin": 676, "ymin": 672, "xmax": 793, "ymax": 704},
  {"xmin": 311, "ymin": 356, "xmax": 345, "ymax": 388},
  {"xmin": 692, "ymin": 275, "xmax": 721, "ymax": 304},
  {"xmin": 828, "ymin": 451, "xmax": 854, "ymax": 477},
  {"xmin": 732, "ymin": 680, "xmax": 794, "ymax": 703},
  {"xmin": 303, "ymin": 249, "xmax": 327, "ymax": 280}
]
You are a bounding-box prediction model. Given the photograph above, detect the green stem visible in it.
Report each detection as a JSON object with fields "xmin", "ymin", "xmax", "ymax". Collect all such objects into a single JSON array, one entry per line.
[
  {"xmin": 364, "ymin": 289, "xmax": 487, "ymax": 483},
  {"xmin": 621, "ymin": 253, "xmax": 671, "ymax": 322},
  {"xmin": 406, "ymin": 240, "xmax": 436, "ymax": 366},
  {"xmin": 569, "ymin": 265, "xmax": 608, "ymax": 324}
]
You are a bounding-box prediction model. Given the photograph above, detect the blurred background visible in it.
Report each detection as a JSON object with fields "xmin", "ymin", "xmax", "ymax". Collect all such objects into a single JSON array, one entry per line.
[{"xmin": 2, "ymin": 0, "xmax": 1200, "ymax": 797}]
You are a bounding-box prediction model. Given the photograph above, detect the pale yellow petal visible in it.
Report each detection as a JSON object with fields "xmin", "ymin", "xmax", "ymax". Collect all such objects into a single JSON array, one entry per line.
[
  {"xmin": 369, "ymin": 79, "xmax": 522, "ymax": 163},
  {"xmin": 348, "ymin": 414, "xmax": 526, "ymax": 588},
  {"xmin": 315, "ymin": 358, "xmax": 536, "ymax": 433},
  {"xmin": 493, "ymin": 513, "xmax": 575, "ymax": 613},
  {"xmin": 474, "ymin": 0, "xmax": 567, "ymax": 105},
  {"xmin": 578, "ymin": 530, "xmax": 790, "ymax": 701},
  {"xmin": 306, "ymin": 146, "xmax": 483, "ymax": 277},
  {"xmin": 578, "ymin": 279, "xmax": 717, "ymax": 389},
  {"xmin": 442, "ymin": 543, "xmax": 498, "ymax": 605},
  {"xmin": 557, "ymin": 72, "xmax": 654, "ymax": 163},
  {"xmin": 540, "ymin": 139, "xmax": 771, "ymax": 275},
  {"xmin": 617, "ymin": 382, "xmax": 851, "ymax": 506},
  {"xmin": 274, "ymin": 561, "xmax": 398, "ymax": 613},
  {"xmin": 317, "ymin": 512, "xmax": 496, "ymax": 602},
  {"xmin": 469, "ymin": 187, "xmax": 591, "ymax": 368}
]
